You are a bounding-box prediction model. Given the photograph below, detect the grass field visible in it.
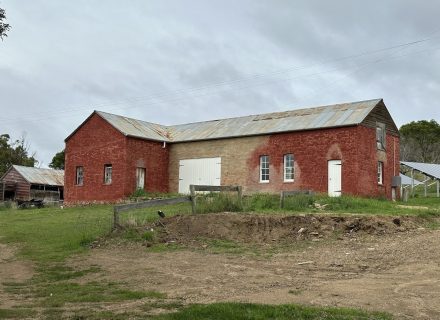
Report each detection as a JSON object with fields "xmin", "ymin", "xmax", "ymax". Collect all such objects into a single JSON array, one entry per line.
[{"xmin": 1, "ymin": 195, "xmax": 439, "ymax": 319}]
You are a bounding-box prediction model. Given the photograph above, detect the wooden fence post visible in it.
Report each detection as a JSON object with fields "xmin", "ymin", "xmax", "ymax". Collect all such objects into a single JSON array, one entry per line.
[
  {"xmin": 237, "ymin": 186, "xmax": 243, "ymax": 208},
  {"xmin": 190, "ymin": 184, "xmax": 196, "ymax": 214},
  {"xmin": 280, "ymin": 191, "xmax": 285, "ymax": 209},
  {"xmin": 113, "ymin": 207, "xmax": 119, "ymax": 229}
]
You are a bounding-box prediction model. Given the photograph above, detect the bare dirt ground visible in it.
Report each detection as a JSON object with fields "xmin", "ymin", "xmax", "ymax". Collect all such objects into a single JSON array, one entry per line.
[
  {"xmin": 0, "ymin": 242, "xmax": 34, "ymax": 308},
  {"xmin": 72, "ymin": 213, "xmax": 440, "ymax": 319}
]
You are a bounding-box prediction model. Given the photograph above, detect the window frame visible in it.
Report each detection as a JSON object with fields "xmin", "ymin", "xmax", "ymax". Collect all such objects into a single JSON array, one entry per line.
[
  {"xmin": 75, "ymin": 166, "xmax": 84, "ymax": 186},
  {"xmin": 259, "ymin": 155, "xmax": 270, "ymax": 183},
  {"xmin": 378, "ymin": 161, "xmax": 383, "ymax": 185},
  {"xmin": 376, "ymin": 122, "xmax": 386, "ymax": 150},
  {"xmin": 283, "ymin": 154, "xmax": 294, "ymax": 182},
  {"xmin": 104, "ymin": 164, "xmax": 112, "ymax": 185}
]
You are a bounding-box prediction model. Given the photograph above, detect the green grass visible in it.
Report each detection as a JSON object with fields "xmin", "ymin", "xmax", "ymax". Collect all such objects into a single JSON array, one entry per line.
[
  {"xmin": 34, "ymin": 282, "xmax": 162, "ymax": 307},
  {"xmin": 120, "ymin": 202, "xmax": 192, "ymax": 226},
  {"xmin": 150, "ymin": 302, "xmax": 392, "ymax": 320},
  {"xmin": 0, "ymin": 205, "xmax": 113, "ymax": 262},
  {"xmin": 0, "ymin": 308, "xmax": 36, "ymax": 319},
  {"xmin": 188, "ymin": 192, "xmax": 439, "ymax": 216},
  {"xmin": 0, "ymin": 205, "xmax": 168, "ymax": 317}
]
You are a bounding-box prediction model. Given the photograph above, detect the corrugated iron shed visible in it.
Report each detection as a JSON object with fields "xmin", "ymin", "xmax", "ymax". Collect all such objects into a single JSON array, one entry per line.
[
  {"xmin": 400, "ymin": 161, "xmax": 440, "ymax": 180},
  {"xmin": 96, "ymin": 98, "xmax": 382, "ymax": 143},
  {"xmin": 12, "ymin": 165, "xmax": 64, "ymax": 186}
]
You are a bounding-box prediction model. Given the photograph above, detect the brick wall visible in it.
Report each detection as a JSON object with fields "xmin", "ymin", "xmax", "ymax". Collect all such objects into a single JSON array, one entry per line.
[
  {"xmin": 65, "ymin": 114, "xmax": 128, "ymax": 203},
  {"xmin": 65, "ymin": 114, "xmax": 170, "ymax": 204},
  {"xmin": 169, "ymin": 125, "xmax": 400, "ymax": 199},
  {"xmin": 125, "ymin": 138, "xmax": 169, "ymax": 194},
  {"xmin": 168, "ymin": 136, "xmax": 268, "ymax": 193},
  {"xmin": 66, "ymin": 113, "xmax": 400, "ymax": 202}
]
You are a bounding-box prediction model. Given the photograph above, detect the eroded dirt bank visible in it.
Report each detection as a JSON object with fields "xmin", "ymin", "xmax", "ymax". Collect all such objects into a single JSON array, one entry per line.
[{"xmin": 75, "ymin": 213, "xmax": 440, "ymax": 319}]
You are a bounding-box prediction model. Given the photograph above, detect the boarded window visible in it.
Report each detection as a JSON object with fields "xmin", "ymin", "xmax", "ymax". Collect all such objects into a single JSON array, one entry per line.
[
  {"xmin": 260, "ymin": 155, "xmax": 269, "ymax": 183},
  {"xmin": 378, "ymin": 161, "xmax": 383, "ymax": 185},
  {"xmin": 104, "ymin": 164, "xmax": 112, "ymax": 184},
  {"xmin": 376, "ymin": 122, "xmax": 386, "ymax": 150},
  {"xmin": 76, "ymin": 166, "xmax": 83, "ymax": 186},
  {"xmin": 284, "ymin": 154, "xmax": 294, "ymax": 182},
  {"xmin": 136, "ymin": 167, "xmax": 145, "ymax": 190}
]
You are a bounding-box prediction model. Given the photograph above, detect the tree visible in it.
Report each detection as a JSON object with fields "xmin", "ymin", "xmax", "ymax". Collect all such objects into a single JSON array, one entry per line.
[
  {"xmin": 400, "ymin": 120, "xmax": 440, "ymax": 163},
  {"xmin": 0, "ymin": 134, "xmax": 37, "ymax": 177},
  {"xmin": 49, "ymin": 150, "xmax": 65, "ymax": 170},
  {"xmin": 0, "ymin": 8, "xmax": 11, "ymax": 40}
]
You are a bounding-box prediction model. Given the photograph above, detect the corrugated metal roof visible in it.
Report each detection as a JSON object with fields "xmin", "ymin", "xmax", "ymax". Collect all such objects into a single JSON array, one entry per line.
[
  {"xmin": 13, "ymin": 165, "xmax": 64, "ymax": 186},
  {"xmin": 400, "ymin": 173, "xmax": 423, "ymax": 185},
  {"xmin": 401, "ymin": 161, "xmax": 440, "ymax": 180},
  {"xmin": 96, "ymin": 98, "xmax": 382, "ymax": 142}
]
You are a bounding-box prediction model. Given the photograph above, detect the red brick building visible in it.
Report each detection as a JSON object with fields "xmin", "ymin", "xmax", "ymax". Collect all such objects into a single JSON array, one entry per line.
[{"xmin": 64, "ymin": 99, "xmax": 400, "ymax": 203}]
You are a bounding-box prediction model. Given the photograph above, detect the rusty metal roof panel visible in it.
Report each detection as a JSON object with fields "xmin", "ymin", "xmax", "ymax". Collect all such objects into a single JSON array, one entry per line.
[
  {"xmin": 169, "ymin": 99, "xmax": 382, "ymax": 141},
  {"xmin": 96, "ymin": 111, "xmax": 171, "ymax": 141},
  {"xmin": 95, "ymin": 99, "xmax": 382, "ymax": 143},
  {"xmin": 13, "ymin": 165, "xmax": 64, "ymax": 186}
]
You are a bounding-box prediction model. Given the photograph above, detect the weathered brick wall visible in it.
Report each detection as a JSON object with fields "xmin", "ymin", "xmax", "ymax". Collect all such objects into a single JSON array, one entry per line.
[
  {"xmin": 169, "ymin": 125, "xmax": 400, "ymax": 199},
  {"xmin": 65, "ymin": 114, "xmax": 170, "ymax": 204},
  {"xmin": 66, "ymin": 113, "xmax": 399, "ymax": 203},
  {"xmin": 65, "ymin": 114, "xmax": 128, "ymax": 203},
  {"xmin": 125, "ymin": 138, "xmax": 169, "ymax": 194},
  {"xmin": 355, "ymin": 126, "xmax": 400, "ymax": 199},
  {"xmin": 168, "ymin": 136, "xmax": 269, "ymax": 193}
]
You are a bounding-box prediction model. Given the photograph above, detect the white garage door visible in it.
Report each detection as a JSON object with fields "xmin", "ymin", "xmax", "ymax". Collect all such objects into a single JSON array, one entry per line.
[{"xmin": 178, "ymin": 157, "xmax": 221, "ymax": 194}]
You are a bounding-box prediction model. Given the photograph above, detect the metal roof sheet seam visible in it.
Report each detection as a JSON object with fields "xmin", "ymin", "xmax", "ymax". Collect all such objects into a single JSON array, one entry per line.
[
  {"xmin": 96, "ymin": 98, "xmax": 383, "ymax": 143},
  {"xmin": 12, "ymin": 165, "xmax": 64, "ymax": 186}
]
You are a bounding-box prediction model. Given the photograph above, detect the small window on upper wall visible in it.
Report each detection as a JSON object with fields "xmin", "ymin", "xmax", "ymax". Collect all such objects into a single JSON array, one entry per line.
[
  {"xmin": 376, "ymin": 122, "xmax": 386, "ymax": 150},
  {"xmin": 104, "ymin": 164, "xmax": 112, "ymax": 184},
  {"xmin": 75, "ymin": 166, "xmax": 84, "ymax": 186},
  {"xmin": 378, "ymin": 161, "xmax": 383, "ymax": 185},
  {"xmin": 284, "ymin": 154, "xmax": 294, "ymax": 182},
  {"xmin": 260, "ymin": 155, "xmax": 269, "ymax": 183}
]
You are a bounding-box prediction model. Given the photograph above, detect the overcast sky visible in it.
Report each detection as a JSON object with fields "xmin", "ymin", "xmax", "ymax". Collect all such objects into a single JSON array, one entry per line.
[{"xmin": 0, "ymin": 1, "xmax": 439, "ymax": 167}]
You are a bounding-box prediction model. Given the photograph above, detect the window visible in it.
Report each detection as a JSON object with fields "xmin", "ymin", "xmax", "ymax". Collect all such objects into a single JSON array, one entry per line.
[
  {"xmin": 136, "ymin": 167, "xmax": 145, "ymax": 190},
  {"xmin": 378, "ymin": 161, "xmax": 383, "ymax": 185},
  {"xmin": 75, "ymin": 166, "xmax": 84, "ymax": 186},
  {"xmin": 284, "ymin": 154, "xmax": 294, "ymax": 182},
  {"xmin": 376, "ymin": 122, "xmax": 386, "ymax": 150},
  {"xmin": 260, "ymin": 155, "xmax": 269, "ymax": 183},
  {"xmin": 104, "ymin": 164, "xmax": 112, "ymax": 184}
]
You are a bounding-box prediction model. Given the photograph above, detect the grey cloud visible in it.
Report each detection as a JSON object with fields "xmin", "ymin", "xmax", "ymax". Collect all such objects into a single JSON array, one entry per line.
[{"xmin": 0, "ymin": 0, "xmax": 439, "ymax": 166}]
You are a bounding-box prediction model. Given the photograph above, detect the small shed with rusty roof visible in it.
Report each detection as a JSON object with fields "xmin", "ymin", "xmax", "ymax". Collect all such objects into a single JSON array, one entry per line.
[{"xmin": 0, "ymin": 165, "xmax": 64, "ymax": 202}]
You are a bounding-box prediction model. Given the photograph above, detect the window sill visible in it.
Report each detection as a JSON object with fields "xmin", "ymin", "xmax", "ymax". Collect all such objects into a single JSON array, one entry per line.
[
  {"xmin": 259, "ymin": 180, "xmax": 269, "ymax": 184},
  {"xmin": 284, "ymin": 180, "xmax": 294, "ymax": 183}
]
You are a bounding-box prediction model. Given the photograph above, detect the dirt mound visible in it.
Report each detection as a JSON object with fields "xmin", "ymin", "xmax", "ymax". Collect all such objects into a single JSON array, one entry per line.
[{"xmin": 158, "ymin": 213, "xmax": 420, "ymax": 244}]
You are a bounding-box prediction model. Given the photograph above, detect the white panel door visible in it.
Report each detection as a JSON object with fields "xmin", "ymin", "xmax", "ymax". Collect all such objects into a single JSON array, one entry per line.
[
  {"xmin": 136, "ymin": 168, "xmax": 145, "ymax": 190},
  {"xmin": 178, "ymin": 157, "xmax": 221, "ymax": 194},
  {"xmin": 328, "ymin": 160, "xmax": 342, "ymax": 197}
]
